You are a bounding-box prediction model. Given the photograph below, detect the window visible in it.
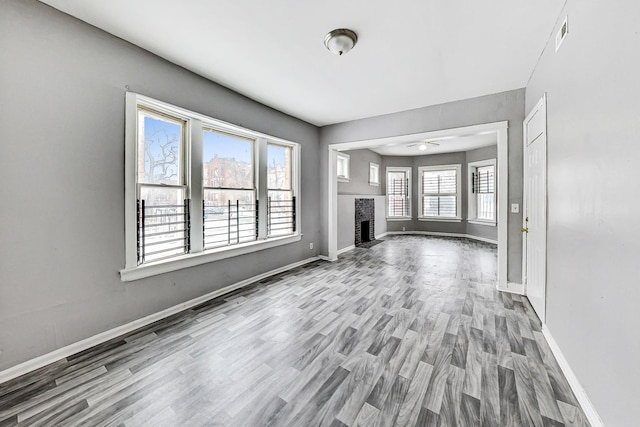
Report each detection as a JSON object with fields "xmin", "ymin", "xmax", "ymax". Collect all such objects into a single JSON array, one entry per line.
[
  {"xmin": 123, "ymin": 93, "xmax": 300, "ymax": 281},
  {"xmin": 203, "ymin": 130, "xmax": 256, "ymax": 249},
  {"xmin": 386, "ymin": 167, "xmax": 411, "ymax": 218},
  {"xmin": 267, "ymin": 143, "xmax": 295, "ymax": 236},
  {"xmin": 369, "ymin": 162, "xmax": 380, "ymax": 186},
  {"xmin": 419, "ymin": 164, "xmax": 462, "ymax": 220},
  {"xmin": 136, "ymin": 108, "xmax": 189, "ymax": 263},
  {"xmin": 336, "ymin": 152, "xmax": 350, "ymax": 182},
  {"xmin": 468, "ymin": 159, "xmax": 496, "ymax": 224}
]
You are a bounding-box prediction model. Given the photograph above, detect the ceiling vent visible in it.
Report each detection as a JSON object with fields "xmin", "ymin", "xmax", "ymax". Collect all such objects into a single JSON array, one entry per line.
[{"xmin": 555, "ymin": 16, "xmax": 569, "ymax": 52}]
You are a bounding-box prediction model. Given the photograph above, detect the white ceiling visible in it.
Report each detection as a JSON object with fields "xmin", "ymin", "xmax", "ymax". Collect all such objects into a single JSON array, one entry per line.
[
  {"xmin": 369, "ymin": 133, "xmax": 497, "ymax": 157},
  {"xmin": 39, "ymin": 0, "xmax": 564, "ymax": 127}
]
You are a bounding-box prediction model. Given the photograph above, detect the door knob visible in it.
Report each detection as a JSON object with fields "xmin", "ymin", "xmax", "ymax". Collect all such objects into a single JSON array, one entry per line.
[{"xmin": 521, "ymin": 227, "xmax": 529, "ymax": 233}]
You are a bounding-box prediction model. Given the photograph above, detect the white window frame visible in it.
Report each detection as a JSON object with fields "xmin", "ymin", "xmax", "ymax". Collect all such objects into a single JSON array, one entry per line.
[
  {"xmin": 122, "ymin": 93, "xmax": 301, "ymax": 282},
  {"xmin": 336, "ymin": 152, "xmax": 350, "ymax": 182},
  {"xmin": 369, "ymin": 162, "xmax": 380, "ymax": 186},
  {"xmin": 386, "ymin": 166, "xmax": 412, "ymax": 220},
  {"xmin": 467, "ymin": 158, "xmax": 497, "ymax": 226},
  {"xmin": 418, "ymin": 164, "xmax": 462, "ymax": 222}
]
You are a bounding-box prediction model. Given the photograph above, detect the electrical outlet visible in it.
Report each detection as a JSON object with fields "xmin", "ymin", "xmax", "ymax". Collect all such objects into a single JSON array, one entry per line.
[
  {"xmin": 402, "ymin": 226, "xmax": 406, "ymax": 232},
  {"xmin": 309, "ymin": 242, "xmax": 313, "ymax": 250},
  {"xmin": 511, "ymin": 203, "xmax": 520, "ymax": 213}
]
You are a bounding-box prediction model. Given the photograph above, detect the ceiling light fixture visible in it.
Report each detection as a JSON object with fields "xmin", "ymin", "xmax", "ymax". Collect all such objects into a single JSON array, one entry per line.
[
  {"xmin": 324, "ymin": 29, "xmax": 358, "ymax": 56},
  {"xmin": 418, "ymin": 143, "xmax": 428, "ymax": 151}
]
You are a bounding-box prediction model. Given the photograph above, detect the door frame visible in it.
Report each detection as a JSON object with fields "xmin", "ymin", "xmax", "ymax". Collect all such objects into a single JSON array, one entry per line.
[
  {"xmin": 522, "ymin": 93, "xmax": 548, "ymax": 322},
  {"xmin": 327, "ymin": 121, "xmax": 509, "ymax": 290}
]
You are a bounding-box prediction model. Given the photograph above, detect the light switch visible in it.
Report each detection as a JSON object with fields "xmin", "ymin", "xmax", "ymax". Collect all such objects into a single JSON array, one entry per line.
[{"xmin": 511, "ymin": 203, "xmax": 520, "ymax": 213}]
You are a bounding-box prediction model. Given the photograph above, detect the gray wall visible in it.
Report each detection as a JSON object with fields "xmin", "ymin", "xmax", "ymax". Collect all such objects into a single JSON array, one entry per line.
[
  {"xmin": 320, "ymin": 89, "xmax": 525, "ymax": 282},
  {"xmin": 337, "ymin": 149, "xmax": 383, "ymax": 195},
  {"xmin": 381, "ymin": 146, "xmax": 497, "ymax": 241},
  {"xmin": 526, "ymin": 1, "xmax": 640, "ymax": 424},
  {"xmin": 0, "ymin": 0, "xmax": 320, "ymax": 372}
]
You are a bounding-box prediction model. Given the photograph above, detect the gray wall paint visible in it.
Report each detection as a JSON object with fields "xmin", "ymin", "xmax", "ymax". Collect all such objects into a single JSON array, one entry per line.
[
  {"xmin": 381, "ymin": 147, "xmax": 497, "ymax": 241},
  {"xmin": 526, "ymin": 1, "xmax": 640, "ymax": 424},
  {"xmin": 320, "ymin": 89, "xmax": 525, "ymax": 281},
  {"xmin": 0, "ymin": 0, "xmax": 320, "ymax": 371},
  {"xmin": 338, "ymin": 149, "xmax": 382, "ymax": 195},
  {"xmin": 337, "ymin": 195, "xmax": 387, "ymax": 250}
]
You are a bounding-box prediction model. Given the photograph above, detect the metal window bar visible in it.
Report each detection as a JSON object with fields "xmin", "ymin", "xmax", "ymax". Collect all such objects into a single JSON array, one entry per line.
[
  {"xmin": 203, "ymin": 199, "xmax": 258, "ymax": 249},
  {"xmin": 137, "ymin": 199, "xmax": 190, "ymax": 265},
  {"xmin": 267, "ymin": 196, "xmax": 296, "ymax": 236}
]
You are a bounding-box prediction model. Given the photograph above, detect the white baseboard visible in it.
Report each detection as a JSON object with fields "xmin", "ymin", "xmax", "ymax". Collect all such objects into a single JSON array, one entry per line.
[
  {"xmin": 497, "ymin": 282, "xmax": 525, "ymax": 295},
  {"xmin": 375, "ymin": 232, "xmax": 388, "ymax": 239},
  {"xmin": 385, "ymin": 230, "xmax": 497, "ymax": 245},
  {"xmin": 0, "ymin": 257, "xmax": 320, "ymax": 385},
  {"xmin": 541, "ymin": 325, "xmax": 604, "ymax": 427},
  {"xmin": 337, "ymin": 245, "xmax": 355, "ymax": 255},
  {"xmin": 317, "ymin": 255, "xmax": 335, "ymax": 262}
]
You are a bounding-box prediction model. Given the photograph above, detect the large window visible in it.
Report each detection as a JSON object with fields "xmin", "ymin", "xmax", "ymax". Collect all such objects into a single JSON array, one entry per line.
[
  {"xmin": 468, "ymin": 159, "xmax": 496, "ymax": 224},
  {"xmin": 123, "ymin": 94, "xmax": 300, "ymax": 281},
  {"xmin": 386, "ymin": 167, "xmax": 411, "ymax": 218},
  {"xmin": 419, "ymin": 165, "xmax": 462, "ymax": 220}
]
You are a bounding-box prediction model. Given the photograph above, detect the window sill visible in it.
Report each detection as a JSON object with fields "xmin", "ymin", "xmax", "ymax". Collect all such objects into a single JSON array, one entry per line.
[
  {"xmin": 337, "ymin": 177, "xmax": 350, "ymax": 183},
  {"xmin": 386, "ymin": 217, "xmax": 412, "ymax": 221},
  {"xmin": 120, "ymin": 233, "xmax": 302, "ymax": 282},
  {"xmin": 467, "ymin": 219, "xmax": 497, "ymax": 226},
  {"xmin": 418, "ymin": 217, "xmax": 462, "ymax": 223},
  {"xmin": 369, "ymin": 182, "xmax": 380, "ymax": 187}
]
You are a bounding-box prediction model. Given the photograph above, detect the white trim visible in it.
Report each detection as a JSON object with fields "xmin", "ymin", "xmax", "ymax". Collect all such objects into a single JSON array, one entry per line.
[
  {"xmin": 497, "ymin": 282, "xmax": 525, "ymax": 295},
  {"xmin": 121, "ymin": 234, "xmax": 302, "ymax": 281},
  {"xmin": 327, "ymin": 121, "xmax": 509, "ymax": 289},
  {"xmin": 375, "ymin": 232, "xmax": 388, "ymax": 239},
  {"xmin": 418, "ymin": 218, "xmax": 462, "ymax": 223},
  {"xmin": 0, "ymin": 256, "xmax": 320, "ymax": 385},
  {"xmin": 385, "ymin": 230, "xmax": 497, "ymax": 245},
  {"xmin": 317, "ymin": 255, "xmax": 334, "ymax": 262},
  {"xmin": 541, "ymin": 325, "xmax": 604, "ymax": 427},
  {"xmin": 386, "ymin": 217, "xmax": 413, "ymax": 222},
  {"xmin": 418, "ymin": 164, "xmax": 462, "ymax": 221}
]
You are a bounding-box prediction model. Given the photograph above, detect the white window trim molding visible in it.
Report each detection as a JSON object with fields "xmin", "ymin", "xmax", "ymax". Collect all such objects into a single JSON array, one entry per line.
[
  {"xmin": 385, "ymin": 166, "xmax": 412, "ymax": 219},
  {"xmin": 369, "ymin": 162, "xmax": 380, "ymax": 186},
  {"xmin": 336, "ymin": 152, "xmax": 350, "ymax": 182},
  {"xmin": 123, "ymin": 92, "xmax": 301, "ymax": 281},
  {"xmin": 418, "ymin": 164, "xmax": 462, "ymax": 221},
  {"xmin": 467, "ymin": 158, "xmax": 497, "ymax": 225}
]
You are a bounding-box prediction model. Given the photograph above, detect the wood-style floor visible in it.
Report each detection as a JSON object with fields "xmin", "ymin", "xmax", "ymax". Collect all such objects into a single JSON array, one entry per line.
[{"xmin": 0, "ymin": 235, "xmax": 589, "ymax": 426}]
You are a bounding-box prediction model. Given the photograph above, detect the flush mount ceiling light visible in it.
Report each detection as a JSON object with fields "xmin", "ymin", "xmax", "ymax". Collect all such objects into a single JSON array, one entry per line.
[
  {"xmin": 324, "ymin": 29, "xmax": 358, "ymax": 56},
  {"xmin": 418, "ymin": 143, "xmax": 428, "ymax": 151}
]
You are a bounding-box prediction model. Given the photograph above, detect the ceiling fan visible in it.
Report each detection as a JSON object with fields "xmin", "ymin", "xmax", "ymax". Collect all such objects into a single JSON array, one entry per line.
[{"xmin": 407, "ymin": 140, "xmax": 441, "ymax": 151}]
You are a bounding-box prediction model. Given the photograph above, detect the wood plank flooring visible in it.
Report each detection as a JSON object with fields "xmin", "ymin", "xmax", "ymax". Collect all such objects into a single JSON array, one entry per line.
[{"xmin": 0, "ymin": 235, "xmax": 589, "ymax": 426}]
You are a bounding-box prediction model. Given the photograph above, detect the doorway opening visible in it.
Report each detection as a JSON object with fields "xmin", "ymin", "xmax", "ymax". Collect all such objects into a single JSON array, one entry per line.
[{"xmin": 327, "ymin": 121, "xmax": 510, "ymax": 290}]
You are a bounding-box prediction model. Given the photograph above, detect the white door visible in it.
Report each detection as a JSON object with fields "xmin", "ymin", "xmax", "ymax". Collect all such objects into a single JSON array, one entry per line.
[{"xmin": 523, "ymin": 94, "xmax": 547, "ymax": 322}]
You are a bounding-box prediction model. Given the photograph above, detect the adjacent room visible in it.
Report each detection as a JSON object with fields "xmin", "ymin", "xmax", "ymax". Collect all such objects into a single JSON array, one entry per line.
[{"xmin": 2, "ymin": 0, "xmax": 639, "ymax": 426}]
